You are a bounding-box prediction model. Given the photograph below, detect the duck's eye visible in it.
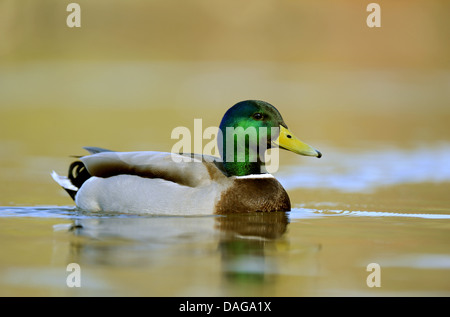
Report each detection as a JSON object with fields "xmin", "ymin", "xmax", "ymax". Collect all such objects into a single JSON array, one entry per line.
[{"xmin": 252, "ymin": 113, "xmax": 263, "ymax": 120}]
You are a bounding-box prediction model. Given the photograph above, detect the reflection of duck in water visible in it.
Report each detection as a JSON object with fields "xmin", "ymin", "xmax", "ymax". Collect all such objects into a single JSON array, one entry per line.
[
  {"xmin": 65, "ymin": 212, "xmax": 289, "ymax": 267},
  {"xmin": 68, "ymin": 211, "xmax": 289, "ymax": 243},
  {"xmin": 216, "ymin": 212, "xmax": 290, "ymax": 285},
  {"xmin": 216, "ymin": 212, "xmax": 289, "ymax": 240},
  {"xmin": 52, "ymin": 100, "xmax": 321, "ymax": 214},
  {"xmin": 64, "ymin": 212, "xmax": 290, "ymax": 289}
]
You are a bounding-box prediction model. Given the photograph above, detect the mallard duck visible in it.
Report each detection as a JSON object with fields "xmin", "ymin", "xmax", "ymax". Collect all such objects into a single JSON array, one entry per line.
[{"xmin": 52, "ymin": 100, "xmax": 321, "ymax": 214}]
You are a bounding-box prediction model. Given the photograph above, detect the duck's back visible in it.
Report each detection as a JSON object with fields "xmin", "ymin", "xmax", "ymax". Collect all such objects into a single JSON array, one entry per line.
[{"xmin": 74, "ymin": 151, "xmax": 232, "ymax": 214}]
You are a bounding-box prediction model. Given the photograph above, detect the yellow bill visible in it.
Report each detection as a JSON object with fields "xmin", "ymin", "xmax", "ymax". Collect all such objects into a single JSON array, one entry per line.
[{"xmin": 274, "ymin": 126, "xmax": 322, "ymax": 158}]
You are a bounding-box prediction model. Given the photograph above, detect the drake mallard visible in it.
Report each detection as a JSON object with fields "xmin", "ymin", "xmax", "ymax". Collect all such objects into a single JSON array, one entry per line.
[{"xmin": 52, "ymin": 100, "xmax": 321, "ymax": 214}]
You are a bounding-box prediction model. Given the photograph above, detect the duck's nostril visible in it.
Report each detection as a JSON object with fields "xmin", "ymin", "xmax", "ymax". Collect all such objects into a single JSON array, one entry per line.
[{"xmin": 287, "ymin": 135, "xmax": 292, "ymax": 139}]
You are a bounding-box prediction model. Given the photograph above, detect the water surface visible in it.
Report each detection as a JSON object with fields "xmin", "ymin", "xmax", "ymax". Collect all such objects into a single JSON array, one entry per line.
[{"xmin": 1, "ymin": 173, "xmax": 449, "ymax": 296}]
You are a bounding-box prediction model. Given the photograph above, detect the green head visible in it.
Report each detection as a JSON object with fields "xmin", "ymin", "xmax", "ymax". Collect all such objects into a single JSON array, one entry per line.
[{"xmin": 218, "ymin": 100, "xmax": 321, "ymax": 176}]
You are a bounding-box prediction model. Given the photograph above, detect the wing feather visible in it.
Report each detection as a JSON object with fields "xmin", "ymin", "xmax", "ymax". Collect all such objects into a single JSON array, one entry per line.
[{"xmin": 80, "ymin": 151, "xmax": 224, "ymax": 187}]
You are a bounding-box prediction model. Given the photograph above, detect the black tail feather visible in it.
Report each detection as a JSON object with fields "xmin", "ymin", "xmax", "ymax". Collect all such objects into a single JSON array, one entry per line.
[
  {"xmin": 68, "ymin": 161, "xmax": 91, "ymax": 190},
  {"xmin": 64, "ymin": 187, "xmax": 77, "ymax": 201}
]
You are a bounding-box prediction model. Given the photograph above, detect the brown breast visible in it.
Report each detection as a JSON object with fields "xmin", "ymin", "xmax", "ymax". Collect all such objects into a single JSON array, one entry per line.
[{"xmin": 215, "ymin": 177, "xmax": 291, "ymax": 214}]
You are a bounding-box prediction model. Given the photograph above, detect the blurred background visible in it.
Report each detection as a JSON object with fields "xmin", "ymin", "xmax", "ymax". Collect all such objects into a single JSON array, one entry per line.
[{"xmin": 0, "ymin": 0, "xmax": 449, "ymax": 205}]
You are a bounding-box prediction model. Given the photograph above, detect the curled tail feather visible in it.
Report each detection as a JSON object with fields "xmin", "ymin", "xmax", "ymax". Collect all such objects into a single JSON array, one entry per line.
[
  {"xmin": 52, "ymin": 147, "xmax": 111, "ymax": 201},
  {"xmin": 52, "ymin": 161, "xmax": 91, "ymax": 201},
  {"xmin": 68, "ymin": 161, "xmax": 91, "ymax": 189}
]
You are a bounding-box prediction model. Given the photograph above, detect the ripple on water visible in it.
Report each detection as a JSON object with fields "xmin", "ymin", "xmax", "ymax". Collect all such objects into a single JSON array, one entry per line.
[
  {"xmin": 0, "ymin": 205, "xmax": 141, "ymax": 219},
  {"xmin": 0, "ymin": 205, "xmax": 78, "ymax": 218},
  {"xmin": 289, "ymin": 207, "xmax": 450, "ymax": 220},
  {"xmin": 278, "ymin": 143, "xmax": 450, "ymax": 193},
  {"xmin": 1, "ymin": 205, "xmax": 450, "ymax": 221}
]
